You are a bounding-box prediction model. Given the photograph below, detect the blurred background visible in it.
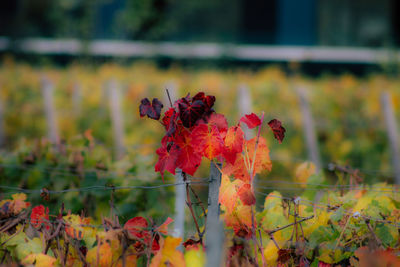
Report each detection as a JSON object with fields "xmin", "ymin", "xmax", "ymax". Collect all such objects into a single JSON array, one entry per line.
[
  {"xmin": 0, "ymin": 0, "xmax": 399, "ymax": 222},
  {"xmin": 1, "ymin": 0, "xmax": 400, "ymax": 46}
]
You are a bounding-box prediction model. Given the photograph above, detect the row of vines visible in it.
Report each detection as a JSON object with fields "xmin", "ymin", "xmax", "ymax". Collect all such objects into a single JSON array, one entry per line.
[
  {"xmin": 0, "ymin": 59, "xmax": 400, "ymax": 266},
  {"xmin": 1, "ymin": 59, "xmax": 400, "ymax": 181}
]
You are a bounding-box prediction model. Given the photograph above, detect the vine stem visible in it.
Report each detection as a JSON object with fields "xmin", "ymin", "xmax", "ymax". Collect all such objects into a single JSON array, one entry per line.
[
  {"xmin": 264, "ymin": 215, "xmax": 314, "ymax": 235},
  {"xmin": 166, "ymin": 89, "xmax": 173, "ymax": 107},
  {"xmin": 334, "ymin": 215, "xmax": 352, "ymax": 252},
  {"xmin": 189, "ymin": 185, "xmax": 207, "ymax": 236},
  {"xmin": 183, "ymin": 172, "xmax": 203, "ymax": 243}
]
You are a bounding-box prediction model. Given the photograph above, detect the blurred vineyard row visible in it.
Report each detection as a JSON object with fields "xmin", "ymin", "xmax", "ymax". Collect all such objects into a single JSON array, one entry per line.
[{"xmin": 0, "ymin": 59, "xmax": 399, "ymax": 185}]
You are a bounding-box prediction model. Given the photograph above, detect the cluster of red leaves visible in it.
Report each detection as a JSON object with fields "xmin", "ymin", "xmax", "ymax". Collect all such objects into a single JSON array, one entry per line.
[
  {"xmin": 123, "ymin": 216, "xmax": 173, "ymax": 253},
  {"xmin": 139, "ymin": 93, "xmax": 286, "ymax": 180},
  {"xmin": 30, "ymin": 205, "xmax": 51, "ymax": 230}
]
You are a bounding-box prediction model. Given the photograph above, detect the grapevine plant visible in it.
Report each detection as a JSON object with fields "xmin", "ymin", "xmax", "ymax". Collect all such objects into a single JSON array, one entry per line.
[{"xmin": 0, "ymin": 91, "xmax": 399, "ymax": 266}]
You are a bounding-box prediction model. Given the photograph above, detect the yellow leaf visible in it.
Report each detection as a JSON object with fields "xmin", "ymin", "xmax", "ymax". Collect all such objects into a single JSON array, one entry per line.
[
  {"xmin": 294, "ymin": 162, "xmax": 316, "ymax": 187},
  {"xmin": 184, "ymin": 247, "xmax": 205, "ymax": 267},
  {"xmin": 150, "ymin": 237, "xmax": 185, "ymax": 267},
  {"xmin": 303, "ymin": 210, "xmax": 331, "ymax": 238},
  {"xmin": 263, "ymin": 241, "xmax": 279, "ymax": 266},
  {"xmin": 22, "ymin": 253, "xmax": 56, "ymax": 267}
]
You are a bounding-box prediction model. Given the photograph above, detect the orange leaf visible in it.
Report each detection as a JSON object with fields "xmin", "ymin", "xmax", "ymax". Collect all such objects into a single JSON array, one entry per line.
[
  {"xmin": 219, "ymin": 175, "xmax": 241, "ymax": 213},
  {"xmin": 191, "ymin": 123, "xmax": 224, "ymax": 159},
  {"xmin": 224, "ymin": 204, "xmax": 253, "ymax": 239},
  {"xmin": 150, "ymin": 237, "xmax": 185, "ymax": 267},
  {"xmin": 156, "ymin": 217, "xmax": 174, "ymax": 235},
  {"xmin": 222, "ymin": 136, "xmax": 271, "ymax": 182},
  {"xmin": 10, "ymin": 193, "xmax": 31, "ymax": 214},
  {"xmin": 223, "ymin": 126, "xmax": 244, "ymax": 164},
  {"xmin": 246, "ymin": 136, "xmax": 272, "ymax": 175},
  {"xmin": 86, "ymin": 242, "xmax": 113, "ymax": 267}
]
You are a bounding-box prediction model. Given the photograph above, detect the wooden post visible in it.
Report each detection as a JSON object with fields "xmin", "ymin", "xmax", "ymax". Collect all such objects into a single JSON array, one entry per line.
[
  {"xmin": 108, "ymin": 79, "xmax": 125, "ymax": 159},
  {"xmin": 205, "ymin": 217, "xmax": 224, "ymax": 267},
  {"xmin": 238, "ymin": 83, "xmax": 253, "ymax": 139},
  {"xmin": 205, "ymin": 162, "xmax": 223, "ymax": 266},
  {"xmin": 296, "ymin": 86, "xmax": 322, "ymax": 170},
  {"xmin": 41, "ymin": 76, "xmax": 59, "ymax": 144},
  {"xmin": 173, "ymin": 169, "xmax": 185, "ymax": 241},
  {"xmin": 380, "ymin": 91, "xmax": 400, "ymax": 184},
  {"xmin": 205, "ymin": 162, "xmax": 222, "ymax": 244},
  {"xmin": 72, "ymin": 82, "xmax": 82, "ymax": 115}
]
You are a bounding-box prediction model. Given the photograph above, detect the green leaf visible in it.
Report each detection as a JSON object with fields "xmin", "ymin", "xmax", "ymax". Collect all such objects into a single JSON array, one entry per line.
[
  {"xmin": 308, "ymin": 226, "xmax": 339, "ymax": 249},
  {"xmin": 375, "ymin": 224, "xmax": 396, "ymax": 246},
  {"xmin": 330, "ymin": 207, "xmax": 345, "ymax": 222}
]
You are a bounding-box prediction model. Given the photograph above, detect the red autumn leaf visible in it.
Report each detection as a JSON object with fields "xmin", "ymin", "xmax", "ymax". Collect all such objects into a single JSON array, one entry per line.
[
  {"xmin": 162, "ymin": 108, "xmax": 175, "ymax": 131},
  {"xmin": 191, "ymin": 123, "xmax": 224, "ymax": 159},
  {"xmin": 268, "ymin": 119, "xmax": 286, "ymax": 143},
  {"xmin": 154, "ymin": 142, "xmax": 179, "ymax": 181},
  {"xmin": 152, "ymin": 234, "xmax": 161, "ymax": 251},
  {"xmin": 205, "ymin": 113, "xmax": 228, "ymax": 136},
  {"xmin": 192, "ymin": 92, "xmax": 215, "ymax": 111},
  {"xmin": 31, "ymin": 205, "xmax": 51, "ymax": 230},
  {"xmin": 124, "ymin": 216, "xmax": 151, "ymax": 241},
  {"xmin": 175, "ymin": 130, "xmax": 202, "ymax": 175},
  {"xmin": 237, "ymin": 183, "xmax": 256, "ymax": 205},
  {"xmin": 178, "ymin": 97, "xmax": 206, "ymax": 128},
  {"xmin": 239, "ymin": 113, "xmax": 261, "ymax": 129},
  {"xmin": 223, "ymin": 126, "xmax": 244, "ymax": 164},
  {"xmin": 139, "ymin": 98, "xmax": 164, "ymax": 120}
]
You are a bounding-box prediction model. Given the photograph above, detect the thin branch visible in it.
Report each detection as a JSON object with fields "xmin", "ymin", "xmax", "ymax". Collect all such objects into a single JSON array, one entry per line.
[
  {"xmin": 333, "ymin": 215, "xmax": 351, "ymax": 252},
  {"xmin": 166, "ymin": 89, "xmax": 173, "ymax": 107},
  {"xmin": 364, "ymin": 219, "xmax": 383, "ymax": 248},
  {"xmin": 264, "ymin": 215, "xmax": 314, "ymax": 235},
  {"xmin": 186, "ymin": 183, "xmax": 203, "ymax": 242},
  {"xmin": 189, "ymin": 185, "xmax": 207, "ymax": 235}
]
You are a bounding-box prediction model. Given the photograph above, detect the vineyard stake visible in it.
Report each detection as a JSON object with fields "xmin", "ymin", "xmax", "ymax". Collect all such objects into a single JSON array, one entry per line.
[
  {"xmin": 205, "ymin": 162, "xmax": 222, "ymax": 246},
  {"xmin": 238, "ymin": 83, "xmax": 253, "ymax": 139},
  {"xmin": 72, "ymin": 82, "xmax": 82, "ymax": 115},
  {"xmin": 296, "ymin": 86, "xmax": 322, "ymax": 170},
  {"xmin": 108, "ymin": 79, "xmax": 125, "ymax": 160},
  {"xmin": 205, "ymin": 216, "xmax": 224, "ymax": 267},
  {"xmin": 380, "ymin": 91, "xmax": 400, "ymax": 184},
  {"xmin": 206, "ymin": 162, "xmax": 224, "ymax": 267},
  {"xmin": 173, "ymin": 169, "xmax": 185, "ymax": 242},
  {"xmin": 41, "ymin": 76, "xmax": 59, "ymax": 144}
]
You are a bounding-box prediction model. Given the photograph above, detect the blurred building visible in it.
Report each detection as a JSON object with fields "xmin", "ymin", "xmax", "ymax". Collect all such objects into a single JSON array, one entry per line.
[{"xmin": 0, "ymin": 0, "xmax": 399, "ymax": 47}]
